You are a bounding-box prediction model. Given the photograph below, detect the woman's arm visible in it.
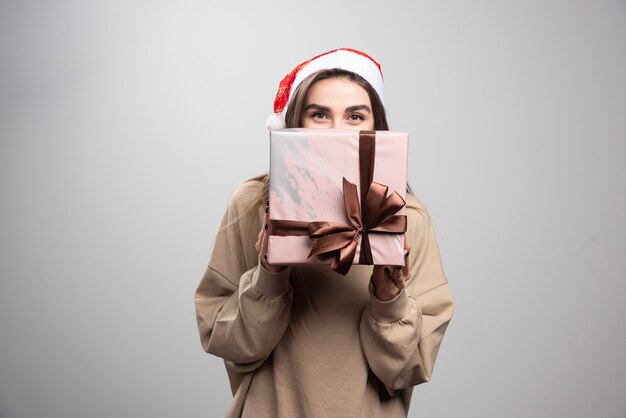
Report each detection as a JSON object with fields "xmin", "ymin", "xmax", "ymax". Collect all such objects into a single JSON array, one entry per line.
[
  {"xmin": 359, "ymin": 197, "xmax": 455, "ymax": 395},
  {"xmin": 194, "ymin": 181, "xmax": 293, "ymax": 372}
]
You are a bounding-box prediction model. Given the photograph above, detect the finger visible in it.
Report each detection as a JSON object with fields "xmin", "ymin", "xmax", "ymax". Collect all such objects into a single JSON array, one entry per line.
[
  {"xmin": 380, "ymin": 265, "xmax": 401, "ymax": 281},
  {"xmin": 256, "ymin": 213, "xmax": 270, "ymax": 257},
  {"xmin": 261, "ymin": 215, "xmax": 270, "ymax": 260},
  {"xmin": 391, "ymin": 266, "xmax": 402, "ymax": 280},
  {"xmin": 263, "ymin": 212, "xmax": 269, "ymax": 227},
  {"xmin": 381, "ymin": 265, "xmax": 402, "ymax": 286},
  {"xmin": 401, "ymin": 239, "xmax": 411, "ymax": 277},
  {"xmin": 255, "ymin": 228, "xmax": 263, "ymax": 256},
  {"xmin": 371, "ymin": 265, "xmax": 385, "ymax": 282},
  {"xmin": 391, "ymin": 266, "xmax": 405, "ymax": 288}
]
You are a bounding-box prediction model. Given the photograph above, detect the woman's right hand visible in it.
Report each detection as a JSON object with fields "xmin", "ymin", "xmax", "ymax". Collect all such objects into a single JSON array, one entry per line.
[{"xmin": 255, "ymin": 213, "xmax": 285, "ymax": 273}]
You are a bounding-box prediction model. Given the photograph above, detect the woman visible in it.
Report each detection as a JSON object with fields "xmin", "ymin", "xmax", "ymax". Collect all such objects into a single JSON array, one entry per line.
[{"xmin": 195, "ymin": 48, "xmax": 454, "ymax": 418}]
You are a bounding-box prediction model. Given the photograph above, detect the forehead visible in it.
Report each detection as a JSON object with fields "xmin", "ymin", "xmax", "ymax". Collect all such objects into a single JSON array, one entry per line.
[{"xmin": 305, "ymin": 77, "xmax": 370, "ymax": 104}]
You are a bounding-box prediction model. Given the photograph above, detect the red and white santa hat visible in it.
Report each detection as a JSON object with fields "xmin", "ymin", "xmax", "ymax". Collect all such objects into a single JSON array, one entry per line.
[{"xmin": 266, "ymin": 48, "xmax": 385, "ymax": 130}]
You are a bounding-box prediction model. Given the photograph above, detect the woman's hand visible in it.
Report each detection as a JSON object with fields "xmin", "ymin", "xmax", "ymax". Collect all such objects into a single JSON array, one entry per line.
[
  {"xmin": 255, "ymin": 213, "xmax": 285, "ymax": 273},
  {"xmin": 371, "ymin": 241, "xmax": 411, "ymax": 302}
]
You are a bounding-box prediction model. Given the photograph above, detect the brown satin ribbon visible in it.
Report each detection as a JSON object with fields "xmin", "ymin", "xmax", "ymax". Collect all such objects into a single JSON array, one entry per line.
[{"xmin": 269, "ymin": 131, "xmax": 407, "ymax": 275}]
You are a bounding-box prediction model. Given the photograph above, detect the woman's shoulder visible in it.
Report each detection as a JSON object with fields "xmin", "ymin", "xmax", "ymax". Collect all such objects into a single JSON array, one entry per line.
[
  {"xmin": 405, "ymin": 193, "xmax": 430, "ymax": 217},
  {"xmin": 227, "ymin": 174, "xmax": 266, "ymax": 214},
  {"xmin": 231, "ymin": 175, "xmax": 264, "ymax": 197},
  {"xmin": 404, "ymin": 193, "xmax": 433, "ymax": 234}
]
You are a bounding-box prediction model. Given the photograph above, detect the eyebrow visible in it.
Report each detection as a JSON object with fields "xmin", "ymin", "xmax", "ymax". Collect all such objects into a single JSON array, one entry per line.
[
  {"xmin": 304, "ymin": 104, "xmax": 331, "ymax": 112},
  {"xmin": 304, "ymin": 104, "xmax": 372, "ymax": 113},
  {"xmin": 345, "ymin": 105, "xmax": 371, "ymax": 113}
]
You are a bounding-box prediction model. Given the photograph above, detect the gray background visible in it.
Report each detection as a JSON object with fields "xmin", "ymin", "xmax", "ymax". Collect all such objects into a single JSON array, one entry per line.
[{"xmin": 1, "ymin": 1, "xmax": 625, "ymax": 417}]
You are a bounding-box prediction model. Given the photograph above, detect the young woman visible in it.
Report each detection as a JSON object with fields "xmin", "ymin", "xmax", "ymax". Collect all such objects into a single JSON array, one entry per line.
[{"xmin": 195, "ymin": 48, "xmax": 454, "ymax": 418}]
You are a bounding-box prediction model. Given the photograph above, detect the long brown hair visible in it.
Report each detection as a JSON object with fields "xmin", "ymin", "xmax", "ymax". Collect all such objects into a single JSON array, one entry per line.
[{"xmin": 256, "ymin": 69, "xmax": 391, "ymax": 208}]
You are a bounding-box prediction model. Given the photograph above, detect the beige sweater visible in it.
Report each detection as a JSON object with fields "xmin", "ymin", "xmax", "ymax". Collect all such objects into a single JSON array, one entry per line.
[{"xmin": 195, "ymin": 178, "xmax": 454, "ymax": 418}]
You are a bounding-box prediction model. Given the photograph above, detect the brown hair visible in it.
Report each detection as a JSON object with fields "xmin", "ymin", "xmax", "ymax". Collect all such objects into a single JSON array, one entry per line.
[{"xmin": 256, "ymin": 69, "xmax": 391, "ymax": 208}]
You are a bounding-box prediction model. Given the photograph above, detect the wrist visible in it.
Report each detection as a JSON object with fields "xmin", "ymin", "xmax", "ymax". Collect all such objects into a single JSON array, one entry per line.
[
  {"xmin": 254, "ymin": 259, "xmax": 291, "ymax": 297},
  {"xmin": 368, "ymin": 283, "xmax": 412, "ymax": 323},
  {"xmin": 373, "ymin": 285, "xmax": 401, "ymax": 302},
  {"xmin": 261, "ymin": 256, "xmax": 286, "ymax": 273}
]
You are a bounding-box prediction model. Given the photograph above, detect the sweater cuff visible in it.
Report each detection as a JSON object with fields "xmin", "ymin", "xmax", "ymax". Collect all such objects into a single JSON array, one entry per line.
[
  {"xmin": 252, "ymin": 259, "xmax": 291, "ymax": 297},
  {"xmin": 368, "ymin": 283, "xmax": 412, "ymax": 323}
]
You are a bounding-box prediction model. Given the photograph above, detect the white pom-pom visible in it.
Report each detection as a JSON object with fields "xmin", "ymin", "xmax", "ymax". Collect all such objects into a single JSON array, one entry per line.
[{"xmin": 265, "ymin": 113, "xmax": 286, "ymax": 130}]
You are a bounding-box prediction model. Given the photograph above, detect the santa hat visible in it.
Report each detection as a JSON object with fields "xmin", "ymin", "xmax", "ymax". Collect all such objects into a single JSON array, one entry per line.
[{"xmin": 266, "ymin": 48, "xmax": 385, "ymax": 130}]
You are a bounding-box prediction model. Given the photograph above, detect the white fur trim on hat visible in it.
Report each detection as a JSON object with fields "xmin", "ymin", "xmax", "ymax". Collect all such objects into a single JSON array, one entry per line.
[{"xmin": 265, "ymin": 113, "xmax": 286, "ymax": 130}]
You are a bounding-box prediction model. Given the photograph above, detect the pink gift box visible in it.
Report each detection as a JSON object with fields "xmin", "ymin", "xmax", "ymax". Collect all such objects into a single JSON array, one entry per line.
[{"xmin": 267, "ymin": 129, "xmax": 408, "ymax": 274}]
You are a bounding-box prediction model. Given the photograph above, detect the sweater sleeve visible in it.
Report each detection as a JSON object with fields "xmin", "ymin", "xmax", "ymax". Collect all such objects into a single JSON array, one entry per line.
[
  {"xmin": 194, "ymin": 181, "xmax": 293, "ymax": 372},
  {"xmin": 359, "ymin": 197, "xmax": 454, "ymax": 395}
]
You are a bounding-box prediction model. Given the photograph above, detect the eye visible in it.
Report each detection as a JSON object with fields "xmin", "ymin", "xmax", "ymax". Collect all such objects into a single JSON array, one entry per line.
[
  {"xmin": 311, "ymin": 111, "xmax": 328, "ymax": 119},
  {"xmin": 347, "ymin": 113, "xmax": 365, "ymax": 121}
]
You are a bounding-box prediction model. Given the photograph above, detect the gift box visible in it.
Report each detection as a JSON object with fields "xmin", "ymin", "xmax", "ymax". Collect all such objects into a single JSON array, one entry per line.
[{"xmin": 267, "ymin": 129, "xmax": 408, "ymax": 275}]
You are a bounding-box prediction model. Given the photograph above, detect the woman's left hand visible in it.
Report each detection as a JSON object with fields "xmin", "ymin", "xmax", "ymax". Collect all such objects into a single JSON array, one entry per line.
[{"xmin": 371, "ymin": 241, "xmax": 411, "ymax": 302}]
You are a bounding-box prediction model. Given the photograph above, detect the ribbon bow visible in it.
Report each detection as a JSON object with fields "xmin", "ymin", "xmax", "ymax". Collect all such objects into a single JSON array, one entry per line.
[{"xmin": 306, "ymin": 177, "xmax": 406, "ymax": 275}]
